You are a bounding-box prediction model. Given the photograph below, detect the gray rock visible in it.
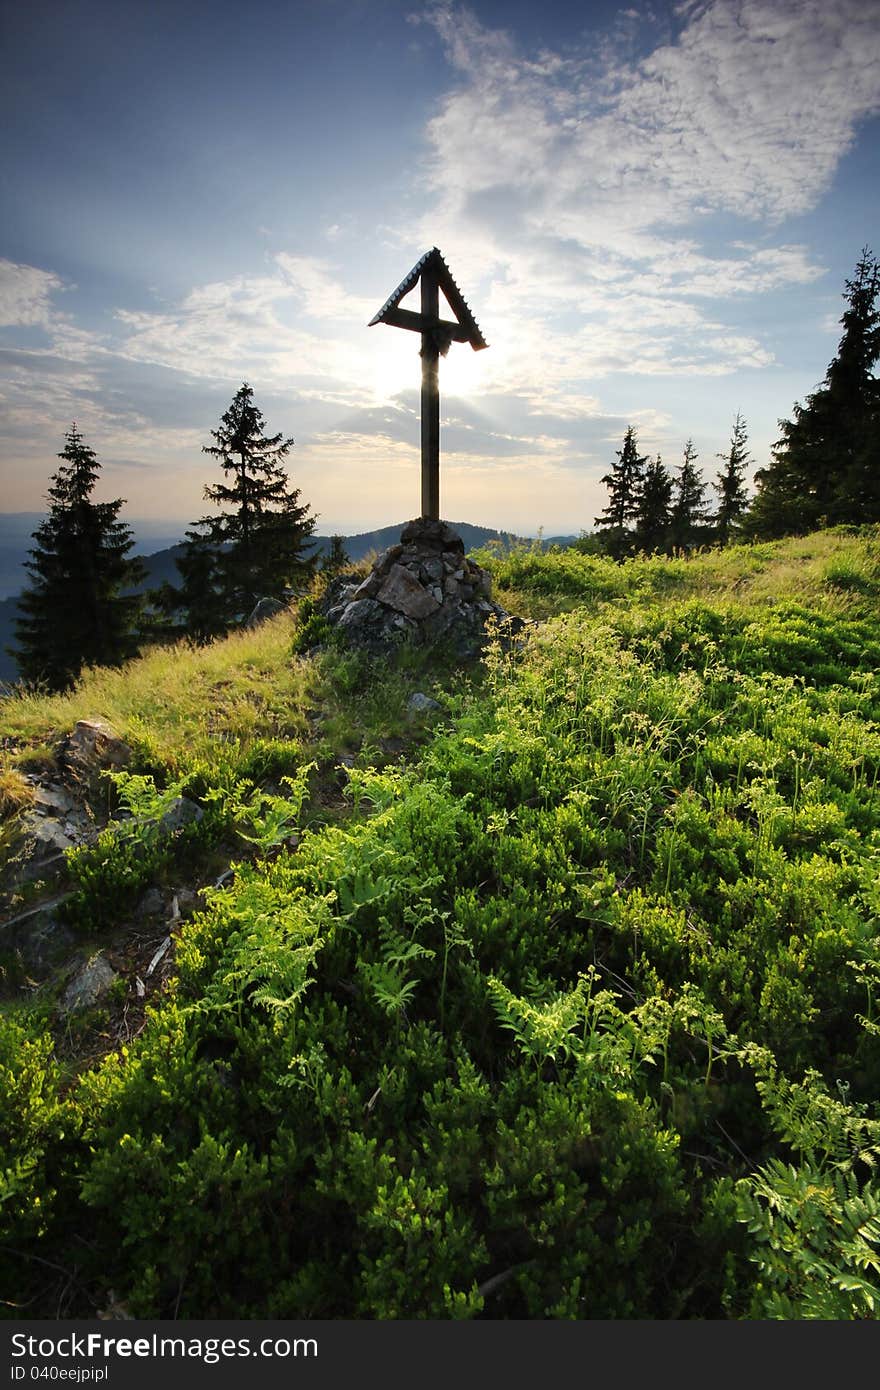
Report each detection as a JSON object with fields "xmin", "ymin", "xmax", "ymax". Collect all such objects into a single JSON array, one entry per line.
[
  {"xmin": 62, "ymin": 954, "xmax": 117, "ymax": 1012},
  {"xmin": 244, "ymin": 597, "xmax": 285, "ymax": 628},
  {"xmin": 158, "ymin": 797, "xmax": 204, "ymax": 835},
  {"xmin": 173, "ymin": 887, "xmax": 200, "ymax": 917},
  {"xmin": 400, "ymin": 518, "xmax": 465, "ymax": 553},
  {"xmin": 136, "ymin": 886, "xmax": 164, "ymax": 917},
  {"xmin": 318, "ymin": 518, "xmax": 520, "ymax": 658},
  {"xmin": 420, "ymin": 557, "xmax": 445, "ymax": 585},
  {"xmin": 30, "ymin": 783, "xmax": 75, "ymax": 816},
  {"xmin": 406, "ymin": 692, "xmax": 442, "ymax": 716},
  {"xmin": 338, "ymin": 598, "xmax": 383, "ymax": 630},
  {"xmin": 62, "ymin": 719, "xmax": 131, "ymax": 778},
  {"xmin": 11, "ymin": 815, "xmax": 77, "ymax": 884},
  {"xmin": 377, "ymin": 564, "xmax": 440, "ymax": 620},
  {"xmin": 27, "ymin": 816, "xmax": 76, "ymax": 854},
  {"xmin": 1, "ymin": 896, "xmax": 75, "ymax": 977},
  {"xmin": 351, "ymin": 573, "xmax": 382, "ymax": 600},
  {"xmin": 373, "ymin": 543, "xmax": 404, "ymax": 576}
]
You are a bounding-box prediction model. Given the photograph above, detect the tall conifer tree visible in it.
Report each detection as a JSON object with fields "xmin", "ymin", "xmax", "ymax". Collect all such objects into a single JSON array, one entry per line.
[
  {"xmin": 173, "ymin": 383, "xmax": 317, "ymax": 632},
  {"xmin": 713, "ymin": 413, "xmax": 751, "ymax": 547},
  {"xmin": 595, "ymin": 425, "xmax": 647, "ymax": 560},
  {"xmin": 12, "ymin": 426, "xmax": 144, "ymax": 689},
  {"xmin": 669, "ymin": 439, "xmax": 709, "ymax": 552},
  {"xmin": 748, "ymin": 248, "xmax": 880, "ymax": 536},
  {"xmin": 635, "ymin": 454, "xmax": 673, "ymax": 554}
]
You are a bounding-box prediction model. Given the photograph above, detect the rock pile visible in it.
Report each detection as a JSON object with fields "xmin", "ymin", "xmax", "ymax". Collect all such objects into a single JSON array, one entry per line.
[{"xmin": 318, "ymin": 518, "xmax": 527, "ymax": 656}]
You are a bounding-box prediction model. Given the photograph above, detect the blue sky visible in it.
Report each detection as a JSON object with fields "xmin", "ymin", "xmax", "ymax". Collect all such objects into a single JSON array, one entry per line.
[{"xmin": 1, "ymin": 0, "xmax": 878, "ymax": 535}]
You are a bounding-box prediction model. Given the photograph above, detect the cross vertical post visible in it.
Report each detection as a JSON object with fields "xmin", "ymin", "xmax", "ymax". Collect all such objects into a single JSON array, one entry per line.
[
  {"xmin": 420, "ymin": 263, "xmax": 441, "ymax": 521},
  {"xmin": 368, "ymin": 248, "xmax": 487, "ymax": 523}
]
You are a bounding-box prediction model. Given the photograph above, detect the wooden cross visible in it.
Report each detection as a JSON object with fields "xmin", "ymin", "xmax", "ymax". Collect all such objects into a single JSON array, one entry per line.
[{"xmin": 369, "ymin": 248, "xmax": 488, "ymax": 521}]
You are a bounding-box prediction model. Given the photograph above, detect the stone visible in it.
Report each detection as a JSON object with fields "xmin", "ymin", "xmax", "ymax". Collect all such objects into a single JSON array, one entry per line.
[
  {"xmin": 1, "ymin": 896, "xmax": 75, "ymax": 977},
  {"xmin": 136, "ymin": 886, "xmax": 164, "ymax": 917},
  {"xmin": 351, "ymin": 573, "xmax": 382, "ymax": 600},
  {"xmin": 62, "ymin": 720, "xmax": 131, "ymax": 778},
  {"xmin": 406, "ymin": 692, "xmax": 442, "ymax": 716},
  {"xmin": 27, "ymin": 816, "xmax": 76, "ymax": 854},
  {"xmin": 400, "ymin": 517, "xmax": 465, "ymax": 553},
  {"xmin": 61, "ymin": 953, "xmax": 117, "ymax": 1013},
  {"xmin": 30, "ymin": 783, "xmax": 75, "ymax": 816},
  {"xmin": 337, "ymin": 598, "xmax": 383, "ymax": 630},
  {"xmin": 377, "ymin": 564, "xmax": 440, "ymax": 620},
  {"xmin": 420, "ymin": 557, "xmax": 445, "ymax": 585},
  {"xmin": 173, "ymin": 887, "xmax": 200, "ymax": 917},
  {"xmin": 317, "ymin": 517, "xmax": 524, "ymax": 659},
  {"xmin": 11, "ymin": 815, "xmax": 76, "ymax": 883},
  {"xmin": 244, "ymin": 597, "xmax": 285, "ymax": 628},
  {"xmin": 373, "ymin": 543, "xmax": 404, "ymax": 576},
  {"xmin": 158, "ymin": 797, "xmax": 204, "ymax": 835},
  {"xmin": 421, "ymin": 603, "xmax": 461, "ymax": 641}
]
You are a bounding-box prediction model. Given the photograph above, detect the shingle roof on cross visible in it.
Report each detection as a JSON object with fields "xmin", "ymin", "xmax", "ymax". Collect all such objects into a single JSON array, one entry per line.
[{"xmin": 369, "ymin": 248, "xmax": 488, "ymax": 520}]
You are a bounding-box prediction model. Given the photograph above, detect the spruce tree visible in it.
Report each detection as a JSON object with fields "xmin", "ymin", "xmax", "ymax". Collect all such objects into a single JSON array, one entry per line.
[
  {"xmin": 635, "ymin": 455, "xmax": 673, "ymax": 554},
  {"xmin": 12, "ymin": 426, "xmax": 144, "ymax": 689},
  {"xmin": 176, "ymin": 383, "xmax": 317, "ymax": 632},
  {"xmin": 748, "ymin": 248, "xmax": 880, "ymax": 536},
  {"xmin": 669, "ymin": 439, "xmax": 710, "ymax": 553},
  {"xmin": 595, "ymin": 425, "xmax": 647, "ymax": 560},
  {"xmin": 321, "ymin": 535, "xmax": 350, "ymax": 574},
  {"xmin": 713, "ymin": 413, "xmax": 751, "ymax": 547}
]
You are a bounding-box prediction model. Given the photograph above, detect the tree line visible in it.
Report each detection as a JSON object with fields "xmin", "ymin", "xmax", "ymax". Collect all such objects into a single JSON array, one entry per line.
[
  {"xmin": 594, "ymin": 247, "xmax": 879, "ymax": 559},
  {"xmin": 592, "ymin": 413, "xmax": 750, "ymax": 561},
  {"xmin": 9, "ymin": 248, "xmax": 878, "ymax": 689}
]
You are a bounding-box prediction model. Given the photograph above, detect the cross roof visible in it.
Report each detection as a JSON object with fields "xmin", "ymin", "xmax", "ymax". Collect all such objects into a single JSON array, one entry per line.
[{"xmin": 368, "ymin": 247, "xmax": 488, "ymax": 351}]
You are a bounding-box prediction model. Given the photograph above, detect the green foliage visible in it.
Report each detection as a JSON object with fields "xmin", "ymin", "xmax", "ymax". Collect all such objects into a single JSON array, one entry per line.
[
  {"xmin": 63, "ymin": 771, "xmax": 218, "ymax": 929},
  {"xmin": 167, "ymin": 383, "xmax": 317, "ymax": 636},
  {"xmin": 594, "ymin": 424, "xmax": 648, "ymax": 560},
  {"xmin": 0, "ymin": 1015, "xmax": 79, "ymax": 1310},
  {"xmin": 735, "ymin": 1048, "xmax": 880, "ymax": 1317},
  {"xmin": 749, "ymin": 249, "xmax": 880, "ymax": 536},
  {"xmin": 12, "ymin": 425, "xmax": 144, "ymax": 689},
  {"xmin": 713, "ymin": 412, "xmax": 751, "ymax": 546},
  {"xmin": 5, "ymin": 528, "xmax": 880, "ymax": 1318}
]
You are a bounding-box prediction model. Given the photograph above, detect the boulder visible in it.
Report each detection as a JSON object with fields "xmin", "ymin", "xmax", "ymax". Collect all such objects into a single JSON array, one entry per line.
[
  {"xmin": 62, "ymin": 720, "xmax": 131, "ymax": 780},
  {"xmin": 61, "ymin": 953, "xmax": 117, "ymax": 1013},
  {"xmin": 337, "ymin": 597, "xmax": 383, "ymax": 630},
  {"xmin": 377, "ymin": 564, "xmax": 441, "ymax": 620},
  {"xmin": 406, "ymin": 692, "xmax": 442, "ymax": 717},
  {"xmin": 244, "ymin": 597, "xmax": 285, "ymax": 628},
  {"xmin": 373, "ymin": 543, "xmax": 404, "ymax": 577},
  {"xmin": 157, "ymin": 797, "xmax": 204, "ymax": 835},
  {"xmin": 400, "ymin": 518, "xmax": 465, "ymax": 553},
  {"xmin": 1, "ymin": 896, "xmax": 75, "ymax": 978}
]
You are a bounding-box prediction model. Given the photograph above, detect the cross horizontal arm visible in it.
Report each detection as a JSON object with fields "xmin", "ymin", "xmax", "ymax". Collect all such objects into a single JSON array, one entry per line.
[{"xmin": 379, "ymin": 306, "xmax": 475, "ymax": 342}]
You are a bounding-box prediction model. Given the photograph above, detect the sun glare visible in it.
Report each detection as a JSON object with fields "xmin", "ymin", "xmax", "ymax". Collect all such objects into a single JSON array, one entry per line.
[{"xmin": 367, "ymin": 325, "xmax": 490, "ymax": 405}]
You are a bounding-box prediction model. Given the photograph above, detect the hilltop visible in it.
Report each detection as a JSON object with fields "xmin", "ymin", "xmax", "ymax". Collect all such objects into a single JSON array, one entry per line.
[{"xmin": 2, "ymin": 527, "xmax": 880, "ymax": 1319}]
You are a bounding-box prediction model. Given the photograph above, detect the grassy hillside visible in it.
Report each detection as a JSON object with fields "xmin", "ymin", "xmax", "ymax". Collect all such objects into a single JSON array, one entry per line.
[{"xmin": 2, "ymin": 527, "xmax": 880, "ymax": 1319}]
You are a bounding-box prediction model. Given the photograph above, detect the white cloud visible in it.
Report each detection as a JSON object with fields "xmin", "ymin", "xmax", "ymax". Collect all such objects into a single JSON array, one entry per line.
[
  {"xmin": 112, "ymin": 268, "xmax": 370, "ymax": 399},
  {"xmin": 275, "ymin": 254, "xmax": 376, "ymax": 322},
  {"xmin": 410, "ymin": 0, "xmax": 880, "ymax": 403},
  {"xmin": 0, "ymin": 260, "xmax": 65, "ymax": 328}
]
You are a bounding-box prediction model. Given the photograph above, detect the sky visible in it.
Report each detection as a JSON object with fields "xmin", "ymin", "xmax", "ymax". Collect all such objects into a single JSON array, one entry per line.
[{"xmin": 1, "ymin": 0, "xmax": 878, "ymax": 537}]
